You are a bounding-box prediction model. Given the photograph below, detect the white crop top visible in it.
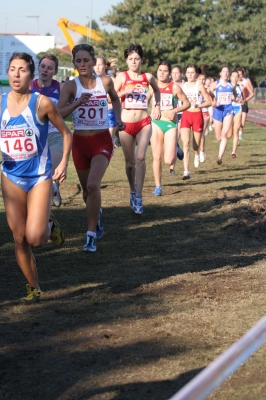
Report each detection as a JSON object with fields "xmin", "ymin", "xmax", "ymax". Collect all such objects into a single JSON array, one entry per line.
[{"xmin": 72, "ymin": 76, "xmax": 109, "ymax": 130}]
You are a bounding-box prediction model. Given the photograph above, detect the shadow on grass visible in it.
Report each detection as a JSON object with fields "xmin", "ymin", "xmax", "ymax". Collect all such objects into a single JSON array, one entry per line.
[
  {"xmin": 0, "ymin": 191, "xmax": 265, "ymax": 399},
  {"xmin": 0, "ymin": 329, "xmax": 205, "ymax": 400},
  {"xmin": 1, "ymin": 190, "xmax": 265, "ymax": 299},
  {"xmin": 78, "ymin": 367, "xmax": 205, "ymax": 400}
]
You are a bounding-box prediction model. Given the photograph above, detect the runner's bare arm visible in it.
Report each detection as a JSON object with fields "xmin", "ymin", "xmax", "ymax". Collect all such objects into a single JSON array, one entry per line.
[
  {"xmin": 245, "ymin": 79, "xmax": 255, "ymax": 102},
  {"xmin": 174, "ymin": 84, "xmax": 190, "ymax": 112},
  {"xmin": 163, "ymin": 84, "xmax": 190, "ymax": 121},
  {"xmin": 57, "ymin": 81, "xmax": 91, "ymax": 119},
  {"xmin": 198, "ymin": 84, "xmax": 212, "ymax": 109},
  {"xmin": 147, "ymin": 74, "xmax": 161, "ymax": 120},
  {"xmin": 104, "ymin": 75, "xmax": 125, "ymax": 130},
  {"xmin": 38, "ymin": 96, "xmax": 72, "ymax": 182},
  {"xmin": 114, "ymin": 72, "xmax": 134, "ymax": 97}
]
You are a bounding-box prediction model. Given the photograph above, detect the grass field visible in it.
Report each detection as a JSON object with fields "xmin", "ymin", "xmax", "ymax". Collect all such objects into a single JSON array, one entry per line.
[{"xmin": 0, "ymin": 122, "xmax": 266, "ymax": 400}]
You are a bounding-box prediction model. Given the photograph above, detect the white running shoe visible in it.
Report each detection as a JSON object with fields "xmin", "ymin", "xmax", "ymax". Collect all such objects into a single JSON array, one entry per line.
[
  {"xmin": 182, "ymin": 172, "xmax": 191, "ymax": 181},
  {"xmin": 51, "ymin": 180, "xmax": 62, "ymax": 207},
  {"xmin": 239, "ymin": 130, "xmax": 243, "ymax": 141},
  {"xmin": 199, "ymin": 152, "xmax": 206, "ymax": 163},
  {"xmin": 209, "ymin": 125, "xmax": 213, "ymax": 132},
  {"xmin": 194, "ymin": 155, "xmax": 200, "ymax": 168}
]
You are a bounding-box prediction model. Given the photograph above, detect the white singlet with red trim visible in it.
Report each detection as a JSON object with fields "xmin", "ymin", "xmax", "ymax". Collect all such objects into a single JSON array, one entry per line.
[
  {"xmin": 182, "ymin": 81, "xmax": 200, "ymax": 105},
  {"xmin": 72, "ymin": 76, "xmax": 109, "ymax": 130}
]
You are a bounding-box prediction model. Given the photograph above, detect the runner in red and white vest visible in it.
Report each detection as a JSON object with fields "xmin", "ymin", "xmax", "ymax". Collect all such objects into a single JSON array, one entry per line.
[
  {"xmin": 57, "ymin": 44, "xmax": 125, "ymax": 253},
  {"xmin": 149, "ymin": 61, "xmax": 190, "ymax": 196},
  {"xmin": 180, "ymin": 64, "xmax": 211, "ymax": 180},
  {"xmin": 115, "ymin": 43, "xmax": 161, "ymax": 215}
]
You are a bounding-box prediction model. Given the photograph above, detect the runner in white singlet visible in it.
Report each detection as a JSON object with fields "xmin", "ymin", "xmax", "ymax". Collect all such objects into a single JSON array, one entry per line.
[
  {"xmin": 169, "ymin": 65, "xmax": 184, "ymax": 175},
  {"xmin": 227, "ymin": 70, "xmax": 244, "ymax": 158},
  {"xmin": 197, "ymin": 73, "xmax": 212, "ymax": 163},
  {"xmin": 58, "ymin": 44, "xmax": 125, "ymax": 253},
  {"xmin": 180, "ymin": 64, "xmax": 211, "ymax": 180}
]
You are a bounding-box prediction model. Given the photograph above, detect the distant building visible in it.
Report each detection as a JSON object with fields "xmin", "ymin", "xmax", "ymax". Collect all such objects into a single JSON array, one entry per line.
[{"xmin": 0, "ymin": 35, "xmax": 55, "ymax": 84}]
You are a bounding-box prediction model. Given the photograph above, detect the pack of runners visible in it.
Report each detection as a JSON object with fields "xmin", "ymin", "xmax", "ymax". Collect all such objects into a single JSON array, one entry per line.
[{"xmin": 0, "ymin": 44, "xmax": 254, "ymax": 302}]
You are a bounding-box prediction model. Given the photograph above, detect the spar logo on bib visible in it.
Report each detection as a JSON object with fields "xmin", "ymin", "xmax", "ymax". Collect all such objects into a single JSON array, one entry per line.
[
  {"xmin": 100, "ymin": 100, "xmax": 107, "ymax": 106},
  {"xmin": 133, "ymin": 84, "xmax": 148, "ymax": 94},
  {"xmin": 25, "ymin": 129, "xmax": 34, "ymax": 137}
]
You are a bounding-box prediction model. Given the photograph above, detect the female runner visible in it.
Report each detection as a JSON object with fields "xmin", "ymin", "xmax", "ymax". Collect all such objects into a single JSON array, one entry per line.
[
  {"xmin": 57, "ymin": 44, "xmax": 125, "ymax": 252},
  {"xmin": 31, "ymin": 54, "xmax": 63, "ymax": 207},
  {"xmin": 169, "ymin": 65, "xmax": 185, "ymax": 175},
  {"xmin": 150, "ymin": 61, "xmax": 190, "ymax": 195},
  {"xmin": 227, "ymin": 70, "xmax": 244, "ymax": 158},
  {"xmin": 114, "ymin": 43, "xmax": 161, "ymax": 214},
  {"xmin": 210, "ymin": 66, "xmax": 238, "ymax": 164},
  {"xmin": 236, "ymin": 67, "xmax": 254, "ymax": 141},
  {"xmin": 95, "ymin": 55, "xmax": 119, "ymax": 145},
  {"xmin": 0, "ymin": 52, "xmax": 72, "ymax": 302},
  {"xmin": 197, "ymin": 72, "xmax": 212, "ymax": 163},
  {"xmin": 180, "ymin": 64, "xmax": 211, "ymax": 180}
]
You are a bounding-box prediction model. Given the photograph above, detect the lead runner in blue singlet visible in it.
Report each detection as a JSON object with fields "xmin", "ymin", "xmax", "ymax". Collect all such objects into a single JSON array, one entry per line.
[
  {"xmin": 210, "ymin": 66, "xmax": 240, "ymax": 165},
  {"xmin": 0, "ymin": 52, "xmax": 72, "ymax": 303},
  {"xmin": 57, "ymin": 44, "xmax": 125, "ymax": 253}
]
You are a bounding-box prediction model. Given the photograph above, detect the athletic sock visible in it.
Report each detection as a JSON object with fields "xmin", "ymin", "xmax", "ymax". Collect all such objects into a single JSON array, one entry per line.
[{"xmin": 87, "ymin": 231, "xmax": 96, "ymax": 238}]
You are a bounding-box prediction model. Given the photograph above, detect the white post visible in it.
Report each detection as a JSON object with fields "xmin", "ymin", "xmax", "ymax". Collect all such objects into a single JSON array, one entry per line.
[
  {"xmin": 90, "ymin": 0, "xmax": 92, "ymax": 44},
  {"xmin": 169, "ymin": 315, "xmax": 266, "ymax": 400}
]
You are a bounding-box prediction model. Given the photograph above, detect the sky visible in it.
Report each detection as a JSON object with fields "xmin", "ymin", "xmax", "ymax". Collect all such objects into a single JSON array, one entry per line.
[{"xmin": 0, "ymin": 0, "xmax": 121, "ymax": 46}]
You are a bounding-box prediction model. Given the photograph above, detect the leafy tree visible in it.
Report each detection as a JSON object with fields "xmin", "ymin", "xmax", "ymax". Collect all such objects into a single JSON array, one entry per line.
[
  {"xmin": 100, "ymin": 0, "xmax": 211, "ymax": 72},
  {"xmin": 78, "ymin": 19, "xmax": 102, "ymax": 47},
  {"xmin": 36, "ymin": 48, "xmax": 72, "ymax": 67},
  {"xmin": 100, "ymin": 0, "xmax": 266, "ymax": 81},
  {"xmin": 205, "ymin": 0, "xmax": 266, "ymax": 81}
]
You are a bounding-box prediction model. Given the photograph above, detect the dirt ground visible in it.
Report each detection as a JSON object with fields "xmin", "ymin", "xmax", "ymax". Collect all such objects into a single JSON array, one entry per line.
[{"xmin": 0, "ymin": 122, "xmax": 266, "ymax": 400}]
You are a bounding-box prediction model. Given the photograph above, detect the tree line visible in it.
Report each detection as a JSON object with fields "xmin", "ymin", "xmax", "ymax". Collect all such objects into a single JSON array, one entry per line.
[
  {"xmin": 98, "ymin": 0, "xmax": 265, "ymax": 84},
  {"xmin": 37, "ymin": 1, "xmax": 265, "ymax": 85}
]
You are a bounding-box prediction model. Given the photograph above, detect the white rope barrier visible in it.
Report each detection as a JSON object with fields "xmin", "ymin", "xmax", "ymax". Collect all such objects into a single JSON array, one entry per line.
[{"xmin": 169, "ymin": 315, "xmax": 266, "ymax": 400}]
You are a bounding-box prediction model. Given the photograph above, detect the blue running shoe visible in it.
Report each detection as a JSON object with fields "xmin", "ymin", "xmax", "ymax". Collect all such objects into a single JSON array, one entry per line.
[
  {"xmin": 130, "ymin": 191, "xmax": 136, "ymax": 210},
  {"xmin": 96, "ymin": 208, "xmax": 104, "ymax": 239},
  {"xmin": 153, "ymin": 186, "xmax": 162, "ymax": 196},
  {"xmin": 83, "ymin": 235, "xmax": 96, "ymax": 252},
  {"xmin": 133, "ymin": 194, "xmax": 143, "ymax": 214},
  {"xmin": 176, "ymin": 143, "xmax": 184, "ymax": 160}
]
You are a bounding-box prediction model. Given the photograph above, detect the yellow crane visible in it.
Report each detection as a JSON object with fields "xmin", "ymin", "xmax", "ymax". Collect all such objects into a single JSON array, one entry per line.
[{"xmin": 57, "ymin": 18, "xmax": 103, "ymax": 51}]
